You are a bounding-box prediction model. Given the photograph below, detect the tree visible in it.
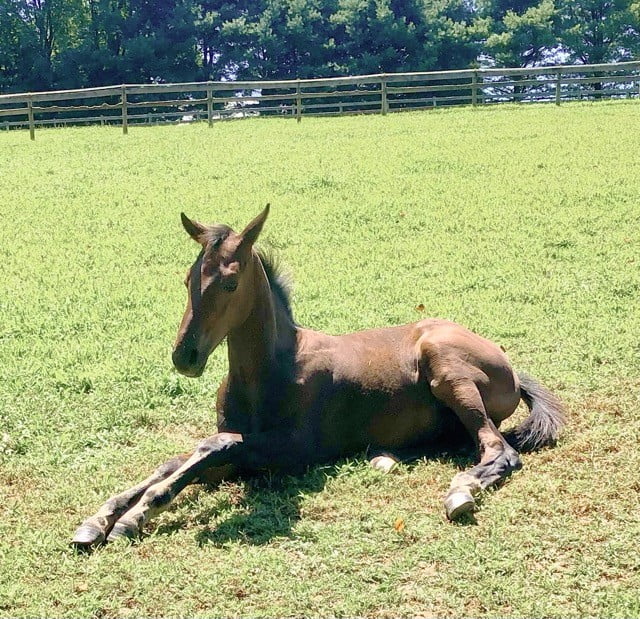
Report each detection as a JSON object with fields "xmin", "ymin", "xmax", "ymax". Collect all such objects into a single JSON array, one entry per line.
[
  {"xmin": 240, "ymin": 0, "xmax": 336, "ymax": 79},
  {"xmin": 4, "ymin": 0, "xmax": 637, "ymax": 95},
  {"xmin": 482, "ymin": 0, "xmax": 541, "ymax": 20},
  {"xmin": 121, "ymin": 0, "xmax": 199, "ymax": 82},
  {"xmin": 0, "ymin": 0, "xmax": 39, "ymax": 92},
  {"xmin": 484, "ymin": 0, "xmax": 557, "ymax": 67},
  {"xmin": 0, "ymin": 0, "xmax": 84, "ymax": 91},
  {"xmin": 419, "ymin": 0, "xmax": 486, "ymax": 71},
  {"xmin": 196, "ymin": 1, "xmax": 254, "ymax": 80},
  {"xmin": 55, "ymin": 0, "xmax": 199, "ymax": 87},
  {"xmin": 329, "ymin": 0, "xmax": 481, "ymax": 75},
  {"xmin": 197, "ymin": 0, "xmax": 337, "ymax": 80},
  {"xmin": 330, "ymin": 0, "xmax": 428, "ymax": 74},
  {"xmin": 556, "ymin": 0, "xmax": 640, "ymax": 64},
  {"xmin": 197, "ymin": 0, "xmax": 481, "ymax": 82}
]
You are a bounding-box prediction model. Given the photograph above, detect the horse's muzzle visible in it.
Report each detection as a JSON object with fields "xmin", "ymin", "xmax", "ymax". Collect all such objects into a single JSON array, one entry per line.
[{"xmin": 172, "ymin": 346, "xmax": 206, "ymax": 377}]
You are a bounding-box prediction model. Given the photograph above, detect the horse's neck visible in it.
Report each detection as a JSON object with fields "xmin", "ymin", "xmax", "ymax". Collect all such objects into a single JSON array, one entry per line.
[{"xmin": 226, "ymin": 255, "xmax": 296, "ymax": 422}]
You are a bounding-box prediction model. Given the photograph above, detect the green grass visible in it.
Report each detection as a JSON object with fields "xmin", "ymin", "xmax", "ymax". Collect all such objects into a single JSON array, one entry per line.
[{"xmin": 1, "ymin": 101, "xmax": 640, "ymax": 618}]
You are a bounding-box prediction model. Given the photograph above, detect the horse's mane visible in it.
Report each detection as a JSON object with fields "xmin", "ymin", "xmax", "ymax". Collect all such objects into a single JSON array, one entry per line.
[{"xmin": 256, "ymin": 248, "xmax": 295, "ymax": 324}]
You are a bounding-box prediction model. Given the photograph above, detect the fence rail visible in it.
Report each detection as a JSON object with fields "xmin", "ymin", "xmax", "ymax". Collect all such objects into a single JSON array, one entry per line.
[{"xmin": 1, "ymin": 61, "xmax": 639, "ymax": 138}]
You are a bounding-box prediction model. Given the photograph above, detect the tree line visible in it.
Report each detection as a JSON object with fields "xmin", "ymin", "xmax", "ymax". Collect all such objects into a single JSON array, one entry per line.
[{"xmin": 1, "ymin": 0, "xmax": 639, "ymax": 93}]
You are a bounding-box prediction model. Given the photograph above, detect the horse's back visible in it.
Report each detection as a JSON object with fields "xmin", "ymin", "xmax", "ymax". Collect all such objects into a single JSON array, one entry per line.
[{"xmin": 297, "ymin": 318, "xmax": 517, "ymax": 390}]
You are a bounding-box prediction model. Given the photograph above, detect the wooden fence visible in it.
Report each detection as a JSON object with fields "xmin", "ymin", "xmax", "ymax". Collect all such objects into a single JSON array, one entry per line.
[{"xmin": 1, "ymin": 61, "xmax": 639, "ymax": 139}]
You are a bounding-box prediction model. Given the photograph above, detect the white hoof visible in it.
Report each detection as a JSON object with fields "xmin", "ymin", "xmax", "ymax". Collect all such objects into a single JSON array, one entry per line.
[
  {"xmin": 370, "ymin": 455, "xmax": 398, "ymax": 474},
  {"xmin": 444, "ymin": 490, "xmax": 476, "ymax": 520}
]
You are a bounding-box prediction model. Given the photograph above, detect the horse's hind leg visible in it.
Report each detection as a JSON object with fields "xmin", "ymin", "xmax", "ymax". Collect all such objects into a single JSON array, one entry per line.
[
  {"xmin": 429, "ymin": 377, "xmax": 522, "ymax": 519},
  {"xmin": 72, "ymin": 453, "xmax": 191, "ymax": 546}
]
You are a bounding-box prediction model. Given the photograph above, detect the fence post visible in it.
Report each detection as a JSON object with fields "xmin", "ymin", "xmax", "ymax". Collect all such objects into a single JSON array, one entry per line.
[
  {"xmin": 296, "ymin": 80, "xmax": 302, "ymax": 123},
  {"xmin": 27, "ymin": 95, "xmax": 35, "ymax": 140},
  {"xmin": 121, "ymin": 84, "xmax": 128, "ymax": 134},
  {"xmin": 207, "ymin": 84, "xmax": 214, "ymax": 127},
  {"xmin": 555, "ymin": 71, "xmax": 561, "ymax": 106},
  {"xmin": 381, "ymin": 75, "xmax": 388, "ymax": 115},
  {"xmin": 471, "ymin": 71, "xmax": 478, "ymax": 107}
]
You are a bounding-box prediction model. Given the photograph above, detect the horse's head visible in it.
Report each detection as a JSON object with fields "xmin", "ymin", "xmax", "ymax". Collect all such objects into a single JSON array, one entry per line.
[{"xmin": 172, "ymin": 205, "xmax": 270, "ymax": 377}]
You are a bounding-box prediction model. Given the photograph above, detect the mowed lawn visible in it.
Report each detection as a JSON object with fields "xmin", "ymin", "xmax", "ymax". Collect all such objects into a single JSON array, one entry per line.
[{"xmin": 1, "ymin": 101, "xmax": 639, "ymax": 618}]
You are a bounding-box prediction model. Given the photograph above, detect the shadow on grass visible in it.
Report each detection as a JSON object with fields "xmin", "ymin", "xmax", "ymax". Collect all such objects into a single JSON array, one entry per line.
[
  {"xmin": 196, "ymin": 466, "xmax": 335, "ymax": 547},
  {"xmin": 151, "ymin": 441, "xmax": 479, "ymax": 546},
  {"xmin": 150, "ymin": 464, "xmax": 339, "ymax": 547}
]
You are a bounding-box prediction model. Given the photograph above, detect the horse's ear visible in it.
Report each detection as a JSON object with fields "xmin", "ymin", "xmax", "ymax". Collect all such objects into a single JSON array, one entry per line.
[
  {"xmin": 239, "ymin": 203, "xmax": 270, "ymax": 251},
  {"xmin": 181, "ymin": 213, "xmax": 207, "ymax": 244}
]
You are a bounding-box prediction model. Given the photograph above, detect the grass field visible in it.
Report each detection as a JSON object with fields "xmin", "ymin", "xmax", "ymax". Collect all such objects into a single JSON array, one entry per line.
[{"xmin": 1, "ymin": 101, "xmax": 640, "ymax": 618}]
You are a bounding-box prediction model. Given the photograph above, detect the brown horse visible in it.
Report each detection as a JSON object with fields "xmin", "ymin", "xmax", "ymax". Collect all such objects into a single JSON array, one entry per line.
[{"xmin": 72, "ymin": 205, "xmax": 564, "ymax": 546}]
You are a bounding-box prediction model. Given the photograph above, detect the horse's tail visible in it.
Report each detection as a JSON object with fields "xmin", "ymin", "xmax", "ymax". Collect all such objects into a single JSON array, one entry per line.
[{"xmin": 504, "ymin": 372, "xmax": 565, "ymax": 452}]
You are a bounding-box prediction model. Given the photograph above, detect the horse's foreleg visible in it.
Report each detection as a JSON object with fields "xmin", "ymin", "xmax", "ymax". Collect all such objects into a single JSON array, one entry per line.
[
  {"xmin": 107, "ymin": 430, "xmax": 295, "ymax": 541},
  {"xmin": 72, "ymin": 453, "xmax": 191, "ymax": 546},
  {"xmin": 430, "ymin": 378, "xmax": 522, "ymax": 520}
]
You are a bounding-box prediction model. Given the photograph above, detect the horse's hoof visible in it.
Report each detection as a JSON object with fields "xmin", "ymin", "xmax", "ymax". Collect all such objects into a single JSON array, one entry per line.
[
  {"xmin": 71, "ymin": 523, "xmax": 106, "ymax": 547},
  {"xmin": 370, "ymin": 455, "xmax": 398, "ymax": 474},
  {"xmin": 107, "ymin": 520, "xmax": 139, "ymax": 542},
  {"xmin": 444, "ymin": 490, "xmax": 475, "ymax": 520}
]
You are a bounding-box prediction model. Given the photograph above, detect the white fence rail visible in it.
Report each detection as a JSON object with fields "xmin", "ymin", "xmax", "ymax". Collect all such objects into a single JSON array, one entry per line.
[{"xmin": 1, "ymin": 61, "xmax": 639, "ymax": 139}]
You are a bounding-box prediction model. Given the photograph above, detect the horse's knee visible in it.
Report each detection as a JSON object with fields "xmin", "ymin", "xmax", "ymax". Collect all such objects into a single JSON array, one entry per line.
[
  {"xmin": 147, "ymin": 487, "xmax": 173, "ymax": 511},
  {"xmin": 196, "ymin": 432, "xmax": 242, "ymax": 456}
]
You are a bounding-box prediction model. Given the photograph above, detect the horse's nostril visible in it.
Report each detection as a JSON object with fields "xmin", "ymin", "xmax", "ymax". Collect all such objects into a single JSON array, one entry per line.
[{"xmin": 188, "ymin": 348, "xmax": 199, "ymax": 366}]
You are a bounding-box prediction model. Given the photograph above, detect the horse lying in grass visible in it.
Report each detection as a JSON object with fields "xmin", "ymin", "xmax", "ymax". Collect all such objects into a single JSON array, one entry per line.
[{"xmin": 72, "ymin": 205, "xmax": 564, "ymax": 546}]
